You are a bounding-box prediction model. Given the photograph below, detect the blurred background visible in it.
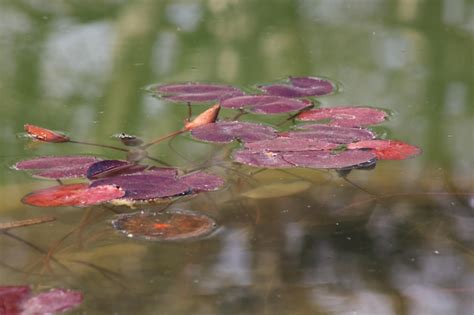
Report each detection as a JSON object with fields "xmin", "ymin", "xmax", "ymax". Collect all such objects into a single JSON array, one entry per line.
[{"xmin": 0, "ymin": 0, "xmax": 472, "ymax": 314}]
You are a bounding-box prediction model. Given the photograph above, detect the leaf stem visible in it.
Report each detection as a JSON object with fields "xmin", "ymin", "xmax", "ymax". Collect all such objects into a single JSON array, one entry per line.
[{"xmin": 141, "ymin": 129, "xmax": 186, "ymax": 149}]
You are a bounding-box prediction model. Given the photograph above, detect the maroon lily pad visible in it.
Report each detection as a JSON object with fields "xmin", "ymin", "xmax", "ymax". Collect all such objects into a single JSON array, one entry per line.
[
  {"xmin": 297, "ymin": 107, "xmax": 387, "ymax": 127},
  {"xmin": 258, "ymin": 76, "xmax": 334, "ymax": 97},
  {"xmin": 14, "ymin": 156, "xmax": 100, "ymax": 179},
  {"xmin": 282, "ymin": 150, "xmax": 377, "ymax": 169},
  {"xmin": 22, "ymin": 183, "xmax": 125, "ymax": 207},
  {"xmin": 290, "ymin": 124, "xmax": 375, "ymax": 143},
  {"xmin": 244, "ymin": 137, "xmax": 338, "ymax": 152},
  {"xmin": 86, "ymin": 160, "xmax": 148, "ymax": 179},
  {"xmin": 232, "ymin": 149, "xmax": 293, "ymax": 168},
  {"xmin": 112, "ymin": 209, "xmax": 217, "ymax": 241},
  {"xmin": 151, "ymin": 82, "xmax": 243, "ymax": 103},
  {"xmin": 347, "ymin": 140, "xmax": 422, "ymax": 160},
  {"xmin": 191, "ymin": 121, "xmax": 278, "ymax": 143},
  {"xmin": 0, "ymin": 286, "xmax": 31, "ymax": 314},
  {"xmin": 220, "ymin": 95, "xmax": 312, "ymax": 114},
  {"xmin": 21, "ymin": 289, "xmax": 82, "ymax": 314}
]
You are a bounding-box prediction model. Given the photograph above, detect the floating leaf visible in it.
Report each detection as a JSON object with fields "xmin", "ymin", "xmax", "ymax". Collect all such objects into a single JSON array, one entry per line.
[
  {"xmin": 297, "ymin": 107, "xmax": 387, "ymax": 127},
  {"xmin": 184, "ymin": 103, "xmax": 221, "ymax": 130},
  {"xmin": 22, "ymin": 183, "xmax": 125, "ymax": 207},
  {"xmin": 86, "ymin": 160, "xmax": 147, "ymax": 179},
  {"xmin": 282, "ymin": 150, "xmax": 377, "ymax": 169},
  {"xmin": 232, "ymin": 149, "xmax": 292, "ymax": 168},
  {"xmin": 258, "ymin": 76, "xmax": 334, "ymax": 98},
  {"xmin": 191, "ymin": 121, "xmax": 278, "ymax": 143},
  {"xmin": 220, "ymin": 95, "xmax": 311, "ymax": 114},
  {"xmin": 241, "ymin": 181, "xmax": 312, "ymax": 199},
  {"xmin": 112, "ymin": 209, "xmax": 217, "ymax": 241},
  {"xmin": 21, "ymin": 288, "xmax": 82, "ymax": 314},
  {"xmin": 347, "ymin": 140, "xmax": 422, "ymax": 160},
  {"xmin": 24, "ymin": 124, "xmax": 70, "ymax": 143},
  {"xmin": 244, "ymin": 137, "xmax": 338, "ymax": 152},
  {"xmin": 152, "ymin": 82, "xmax": 243, "ymax": 103},
  {"xmin": 15, "ymin": 156, "xmax": 100, "ymax": 179},
  {"xmin": 0, "ymin": 286, "xmax": 31, "ymax": 314},
  {"xmin": 290, "ymin": 124, "xmax": 375, "ymax": 143}
]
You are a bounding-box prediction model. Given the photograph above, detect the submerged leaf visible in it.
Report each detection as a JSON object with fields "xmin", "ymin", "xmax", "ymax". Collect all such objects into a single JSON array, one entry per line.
[
  {"xmin": 15, "ymin": 156, "xmax": 100, "ymax": 179},
  {"xmin": 191, "ymin": 121, "xmax": 278, "ymax": 143},
  {"xmin": 21, "ymin": 289, "xmax": 82, "ymax": 314},
  {"xmin": 22, "ymin": 183, "xmax": 125, "ymax": 207},
  {"xmin": 24, "ymin": 124, "xmax": 70, "ymax": 143},
  {"xmin": 297, "ymin": 107, "xmax": 387, "ymax": 127},
  {"xmin": 241, "ymin": 181, "xmax": 312, "ymax": 199},
  {"xmin": 112, "ymin": 209, "xmax": 217, "ymax": 241},
  {"xmin": 220, "ymin": 95, "xmax": 311, "ymax": 114},
  {"xmin": 347, "ymin": 140, "xmax": 422, "ymax": 160}
]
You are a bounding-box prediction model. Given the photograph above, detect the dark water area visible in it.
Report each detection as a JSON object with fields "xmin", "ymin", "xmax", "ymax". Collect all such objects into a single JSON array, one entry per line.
[{"xmin": 0, "ymin": 0, "xmax": 473, "ymax": 314}]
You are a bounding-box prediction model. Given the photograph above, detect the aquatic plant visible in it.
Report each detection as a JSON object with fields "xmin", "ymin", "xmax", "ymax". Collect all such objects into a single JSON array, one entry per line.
[{"xmin": 12, "ymin": 75, "xmax": 421, "ymax": 241}]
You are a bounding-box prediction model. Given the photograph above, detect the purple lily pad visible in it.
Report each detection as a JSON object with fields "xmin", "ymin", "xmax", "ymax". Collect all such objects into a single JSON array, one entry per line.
[
  {"xmin": 286, "ymin": 124, "xmax": 375, "ymax": 144},
  {"xmin": 258, "ymin": 76, "xmax": 334, "ymax": 98},
  {"xmin": 191, "ymin": 121, "xmax": 278, "ymax": 143},
  {"xmin": 297, "ymin": 106, "xmax": 387, "ymax": 127},
  {"xmin": 152, "ymin": 82, "xmax": 243, "ymax": 103},
  {"xmin": 244, "ymin": 137, "xmax": 338, "ymax": 152},
  {"xmin": 180, "ymin": 172, "xmax": 225, "ymax": 192},
  {"xmin": 90, "ymin": 173, "xmax": 191, "ymax": 201},
  {"xmin": 21, "ymin": 288, "xmax": 82, "ymax": 314},
  {"xmin": 90, "ymin": 169, "xmax": 224, "ymax": 201},
  {"xmin": 86, "ymin": 160, "xmax": 147, "ymax": 179},
  {"xmin": 14, "ymin": 156, "xmax": 100, "ymax": 179},
  {"xmin": 112, "ymin": 209, "xmax": 217, "ymax": 241},
  {"xmin": 220, "ymin": 95, "xmax": 311, "ymax": 114},
  {"xmin": 282, "ymin": 150, "xmax": 377, "ymax": 169},
  {"xmin": 232, "ymin": 149, "xmax": 292, "ymax": 168}
]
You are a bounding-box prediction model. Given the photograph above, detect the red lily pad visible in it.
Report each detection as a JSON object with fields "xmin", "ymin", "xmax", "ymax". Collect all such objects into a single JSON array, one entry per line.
[
  {"xmin": 180, "ymin": 172, "xmax": 225, "ymax": 192},
  {"xmin": 220, "ymin": 95, "xmax": 312, "ymax": 114},
  {"xmin": 297, "ymin": 107, "xmax": 387, "ymax": 127},
  {"xmin": 232, "ymin": 149, "xmax": 293, "ymax": 168},
  {"xmin": 22, "ymin": 183, "xmax": 125, "ymax": 207},
  {"xmin": 258, "ymin": 76, "xmax": 334, "ymax": 98},
  {"xmin": 244, "ymin": 137, "xmax": 338, "ymax": 152},
  {"xmin": 151, "ymin": 82, "xmax": 243, "ymax": 103},
  {"xmin": 86, "ymin": 160, "xmax": 148, "ymax": 179},
  {"xmin": 112, "ymin": 209, "xmax": 217, "ymax": 241},
  {"xmin": 347, "ymin": 140, "xmax": 422, "ymax": 160},
  {"xmin": 290, "ymin": 124, "xmax": 375, "ymax": 143},
  {"xmin": 0, "ymin": 286, "xmax": 31, "ymax": 314},
  {"xmin": 191, "ymin": 121, "xmax": 278, "ymax": 143},
  {"xmin": 14, "ymin": 156, "xmax": 100, "ymax": 179},
  {"xmin": 24, "ymin": 124, "xmax": 70, "ymax": 143},
  {"xmin": 21, "ymin": 288, "xmax": 82, "ymax": 314},
  {"xmin": 282, "ymin": 150, "xmax": 377, "ymax": 169}
]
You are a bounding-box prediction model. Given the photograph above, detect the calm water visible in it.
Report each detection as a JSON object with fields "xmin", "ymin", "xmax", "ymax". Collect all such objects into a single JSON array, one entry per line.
[{"xmin": 0, "ymin": 0, "xmax": 473, "ymax": 314}]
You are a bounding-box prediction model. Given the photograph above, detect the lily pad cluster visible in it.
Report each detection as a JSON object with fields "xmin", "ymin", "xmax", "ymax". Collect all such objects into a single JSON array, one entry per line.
[{"xmin": 14, "ymin": 75, "xmax": 421, "ymax": 241}]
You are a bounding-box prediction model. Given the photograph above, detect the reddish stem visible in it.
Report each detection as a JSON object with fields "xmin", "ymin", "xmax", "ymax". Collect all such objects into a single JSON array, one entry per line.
[{"xmin": 142, "ymin": 129, "xmax": 186, "ymax": 149}]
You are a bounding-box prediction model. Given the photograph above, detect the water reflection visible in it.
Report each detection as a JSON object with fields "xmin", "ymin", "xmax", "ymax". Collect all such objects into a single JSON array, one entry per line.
[{"xmin": 0, "ymin": 0, "xmax": 472, "ymax": 314}]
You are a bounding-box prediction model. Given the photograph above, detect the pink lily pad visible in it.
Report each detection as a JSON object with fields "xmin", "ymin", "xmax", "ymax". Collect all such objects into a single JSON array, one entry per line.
[
  {"xmin": 14, "ymin": 156, "xmax": 100, "ymax": 179},
  {"xmin": 0, "ymin": 286, "xmax": 31, "ymax": 314},
  {"xmin": 244, "ymin": 137, "xmax": 338, "ymax": 152},
  {"xmin": 151, "ymin": 82, "xmax": 243, "ymax": 103},
  {"xmin": 347, "ymin": 140, "xmax": 422, "ymax": 160},
  {"xmin": 258, "ymin": 76, "xmax": 334, "ymax": 97},
  {"xmin": 232, "ymin": 149, "xmax": 292, "ymax": 168},
  {"xmin": 282, "ymin": 150, "xmax": 377, "ymax": 169},
  {"xmin": 290, "ymin": 124, "xmax": 375, "ymax": 143},
  {"xmin": 297, "ymin": 107, "xmax": 387, "ymax": 127},
  {"xmin": 191, "ymin": 121, "xmax": 278, "ymax": 143},
  {"xmin": 21, "ymin": 288, "xmax": 82, "ymax": 314},
  {"xmin": 86, "ymin": 160, "xmax": 148, "ymax": 179},
  {"xmin": 220, "ymin": 95, "xmax": 312, "ymax": 114}
]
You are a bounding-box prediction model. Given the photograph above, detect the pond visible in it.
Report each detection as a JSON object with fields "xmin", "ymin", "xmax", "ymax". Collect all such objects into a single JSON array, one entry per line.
[{"xmin": 0, "ymin": 1, "xmax": 473, "ymax": 314}]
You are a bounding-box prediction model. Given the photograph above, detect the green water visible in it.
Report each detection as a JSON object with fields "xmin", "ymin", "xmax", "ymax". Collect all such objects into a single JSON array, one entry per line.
[{"xmin": 0, "ymin": 0, "xmax": 473, "ymax": 314}]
